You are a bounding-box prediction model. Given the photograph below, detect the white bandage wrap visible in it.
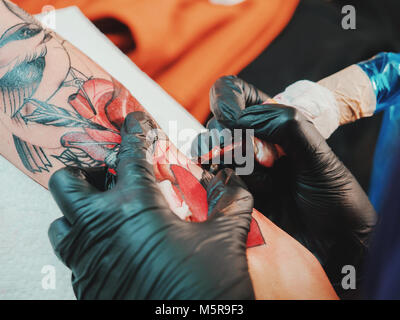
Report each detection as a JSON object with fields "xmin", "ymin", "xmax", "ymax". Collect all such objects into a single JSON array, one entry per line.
[{"xmin": 273, "ymin": 80, "xmax": 340, "ymax": 139}]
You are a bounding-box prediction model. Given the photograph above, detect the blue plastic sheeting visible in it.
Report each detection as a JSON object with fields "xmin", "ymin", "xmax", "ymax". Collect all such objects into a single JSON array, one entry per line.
[
  {"xmin": 358, "ymin": 52, "xmax": 400, "ymax": 112},
  {"xmin": 357, "ymin": 52, "xmax": 400, "ymax": 212},
  {"xmin": 364, "ymin": 143, "xmax": 400, "ymax": 299}
]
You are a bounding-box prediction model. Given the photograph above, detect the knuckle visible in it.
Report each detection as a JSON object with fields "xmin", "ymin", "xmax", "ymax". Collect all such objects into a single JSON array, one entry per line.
[
  {"xmin": 280, "ymin": 106, "xmax": 305, "ymax": 130},
  {"xmin": 49, "ymin": 167, "xmax": 79, "ymax": 189},
  {"xmin": 212, "ymin": 75, "xmax": 240, "ymax": 95},
  {"xmin": 216, "ymin": 75, "xmax": 237, "ymax": 85}
]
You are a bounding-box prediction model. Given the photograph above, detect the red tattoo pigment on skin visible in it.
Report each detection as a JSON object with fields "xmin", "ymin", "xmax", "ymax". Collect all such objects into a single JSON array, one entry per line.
[
  {"xmin": 247, "ymin": 214, "xmax": 265, "ymax": 248},
  {"xmin": 68, "ymin": 78, "xmax": 144, "ymax": 146},
  {"xmin": 170, "ymin": 164, "xmax": 265, "ymax": 247},
  {"xmin": 171, "ymin": 165, "xmax": 208, "ymax": 222},
  {"xmin": 65, "ymin": 78, "xmax": 265, "ymax": 248}
]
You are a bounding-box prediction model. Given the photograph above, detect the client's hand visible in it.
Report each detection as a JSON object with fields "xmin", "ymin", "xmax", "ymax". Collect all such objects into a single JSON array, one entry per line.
[
  {"xmin": 194, "ymin": 76, "xmax": 377, "ymax": 295},
  {"xmin": 48, "ymin": 111, "xmax": 255, "ymax": 300}
]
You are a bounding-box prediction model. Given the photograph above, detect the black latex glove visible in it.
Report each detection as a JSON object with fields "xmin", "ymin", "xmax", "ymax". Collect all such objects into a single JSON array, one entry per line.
[
  {"xmin": 192, "ymin": 76, "xmax": 275, "ymax": 195},
  {"xmin": 193, "ymin": 76, "xmax": 377, "ymax": 295},
  {"xmin": 48, "ymin": 111, "xmax": 255, "ymax": 300}
]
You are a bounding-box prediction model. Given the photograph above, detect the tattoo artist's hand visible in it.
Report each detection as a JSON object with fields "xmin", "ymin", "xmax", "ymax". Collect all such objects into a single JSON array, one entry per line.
[
  {"xmin": 193, "ymin": 76, "xmax": 377, "ymax": 296},
  {"xmin": 47, "ymin": 111, "xmax": 254, "ymax": 300}
]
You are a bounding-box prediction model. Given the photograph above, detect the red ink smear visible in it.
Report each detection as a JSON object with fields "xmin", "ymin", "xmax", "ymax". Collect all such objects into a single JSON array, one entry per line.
[
  {"xmin": 246, "ymin": 217, "xmax": 265, "ymax": 248},
  {"xmin": 171, "ymin": 165, "xmax": 208, "ymax": 222}
]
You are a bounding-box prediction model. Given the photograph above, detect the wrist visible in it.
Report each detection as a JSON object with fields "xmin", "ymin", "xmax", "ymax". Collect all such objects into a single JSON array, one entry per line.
[
  {"xmin": 318, "ymin": 64, "xmax": 376, "ymax": 125},
  {"xmin": 273, "ymin": 80, "xmax": 340, "ymax": 139}
]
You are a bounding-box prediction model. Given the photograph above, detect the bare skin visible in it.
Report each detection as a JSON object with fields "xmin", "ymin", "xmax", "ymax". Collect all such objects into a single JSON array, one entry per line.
[{"xmin": 0, "ymin": 0, "xmax": 338, "ymax": 299}]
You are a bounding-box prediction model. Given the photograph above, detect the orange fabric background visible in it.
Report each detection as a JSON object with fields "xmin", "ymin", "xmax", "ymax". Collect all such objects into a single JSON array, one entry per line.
[{"xmin": 14, "ymin": 0, "xmax": 299, "ymax": 123}]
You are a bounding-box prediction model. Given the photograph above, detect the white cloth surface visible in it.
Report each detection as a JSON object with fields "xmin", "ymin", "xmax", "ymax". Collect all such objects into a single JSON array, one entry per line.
[{"xmin": 0, "ymin": 6, "xmax": 203, "ymax": 300}]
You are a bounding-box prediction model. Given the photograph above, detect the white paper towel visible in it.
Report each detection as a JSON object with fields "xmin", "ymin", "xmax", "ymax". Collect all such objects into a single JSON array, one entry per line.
[
  {"xmin": 0, "ymin": 157, "xmax": 75, "ymax": 300},
  {"xmin": 0, "ymin": 6, "xmax": 204, "ymax": 300}
]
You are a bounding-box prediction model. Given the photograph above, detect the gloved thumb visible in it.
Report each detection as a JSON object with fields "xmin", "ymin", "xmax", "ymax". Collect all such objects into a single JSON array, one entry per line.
[
  {"xmin": 49, "ymin": 166, "xmax": 101, "ymax": 224},
  {"xmin": 205, "ymin": 169, "xmax": 253, "ymax": 222},
  {"xmin": 210, "ymin": 75, "xmax": 270, "ymax": 128},
  {"xmin": 191, "ymin": 117, "xmax": 232, "ymax": 160},
  {"xmin": 114, "ymin": 112, "xmax": 173, "ymax": 219},
  {"xmin": 115, "ymin": 112, "xmax": 158, "ymax": 189}
]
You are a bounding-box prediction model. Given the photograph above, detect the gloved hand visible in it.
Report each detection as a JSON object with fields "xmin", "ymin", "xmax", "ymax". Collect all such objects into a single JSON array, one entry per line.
[
  {"xmin": 192, "ymin": 76, "xmax": 277, "ymax": 196},
  {"xmin": 48, "ymin": 111, "xmax": 255, "ymax": 300},
  {"xmin": 194, "ymin": 76, "xmax": 377, "ymax": 295}
]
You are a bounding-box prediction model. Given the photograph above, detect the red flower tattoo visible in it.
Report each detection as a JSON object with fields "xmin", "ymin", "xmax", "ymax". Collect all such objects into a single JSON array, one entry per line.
[
  {"xmin": 60, "ymin": 78, "xmax": 264, "ymax": 248},
  {"xmin": 61, "ymin": 78, "xmax": 143, "ymax": 162}
]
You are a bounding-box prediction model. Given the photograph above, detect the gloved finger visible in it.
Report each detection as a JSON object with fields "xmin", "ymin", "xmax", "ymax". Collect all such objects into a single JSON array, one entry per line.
[
  {"xmin": 237, "ymin": 103, "xmax": 334, "ymax": 174},
  {"xmin": 190, "ymin": 117, "xmax": 233, "ymax": 159},
  {"xmin": 210, "ymin": 76, "xmax": 270, "ymax": 128},
  {"xmin": 236, "ymin": 104, "xmax": 309, "ymax": 147},
  {"xmin": 206, "ymin": 117, "xmax": 228, "ymax": 131},
  {"xmin": 49, "ymin": 167, "xmax": 101, "ymax": 224},
  {"xmin": 116, "ymin": 111, "xmax": 158, "ymax": 188},
  {"xmin": 206, "ymin": 117, "xmax": 234, "ymax": 148},
  {"xmin": 205, "ymin": 168, "xmax": 253, "ymax": 222},
  {"xmin": 48, "ymin": 217, "xmax": 72, "ymax": 262},
  {"xmin": 116, "ymin": 112, "xmax": 179, "ymax": 222}
]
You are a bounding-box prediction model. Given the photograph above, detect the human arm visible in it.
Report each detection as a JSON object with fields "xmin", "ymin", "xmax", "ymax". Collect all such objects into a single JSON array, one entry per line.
[
  {"xmin": 48, "ymin": 112, "xmax": 338, "ymax": 300},
  {"xmin": 0, "ymin": 1, "xmax": 338, "ymax": 299}
]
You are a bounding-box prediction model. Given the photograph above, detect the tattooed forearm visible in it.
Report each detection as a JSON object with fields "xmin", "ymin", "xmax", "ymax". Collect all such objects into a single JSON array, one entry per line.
[
  {"xmin": 0, "ymin": 0, "xmax": 142, "ymax": 176},
  {"xmin": 0, "ymin": 0, "xmax": 265, "ymax": 249},
  {"xmin": 0, "ymin": 0, "xmax": 209, "ymax": 222}
]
